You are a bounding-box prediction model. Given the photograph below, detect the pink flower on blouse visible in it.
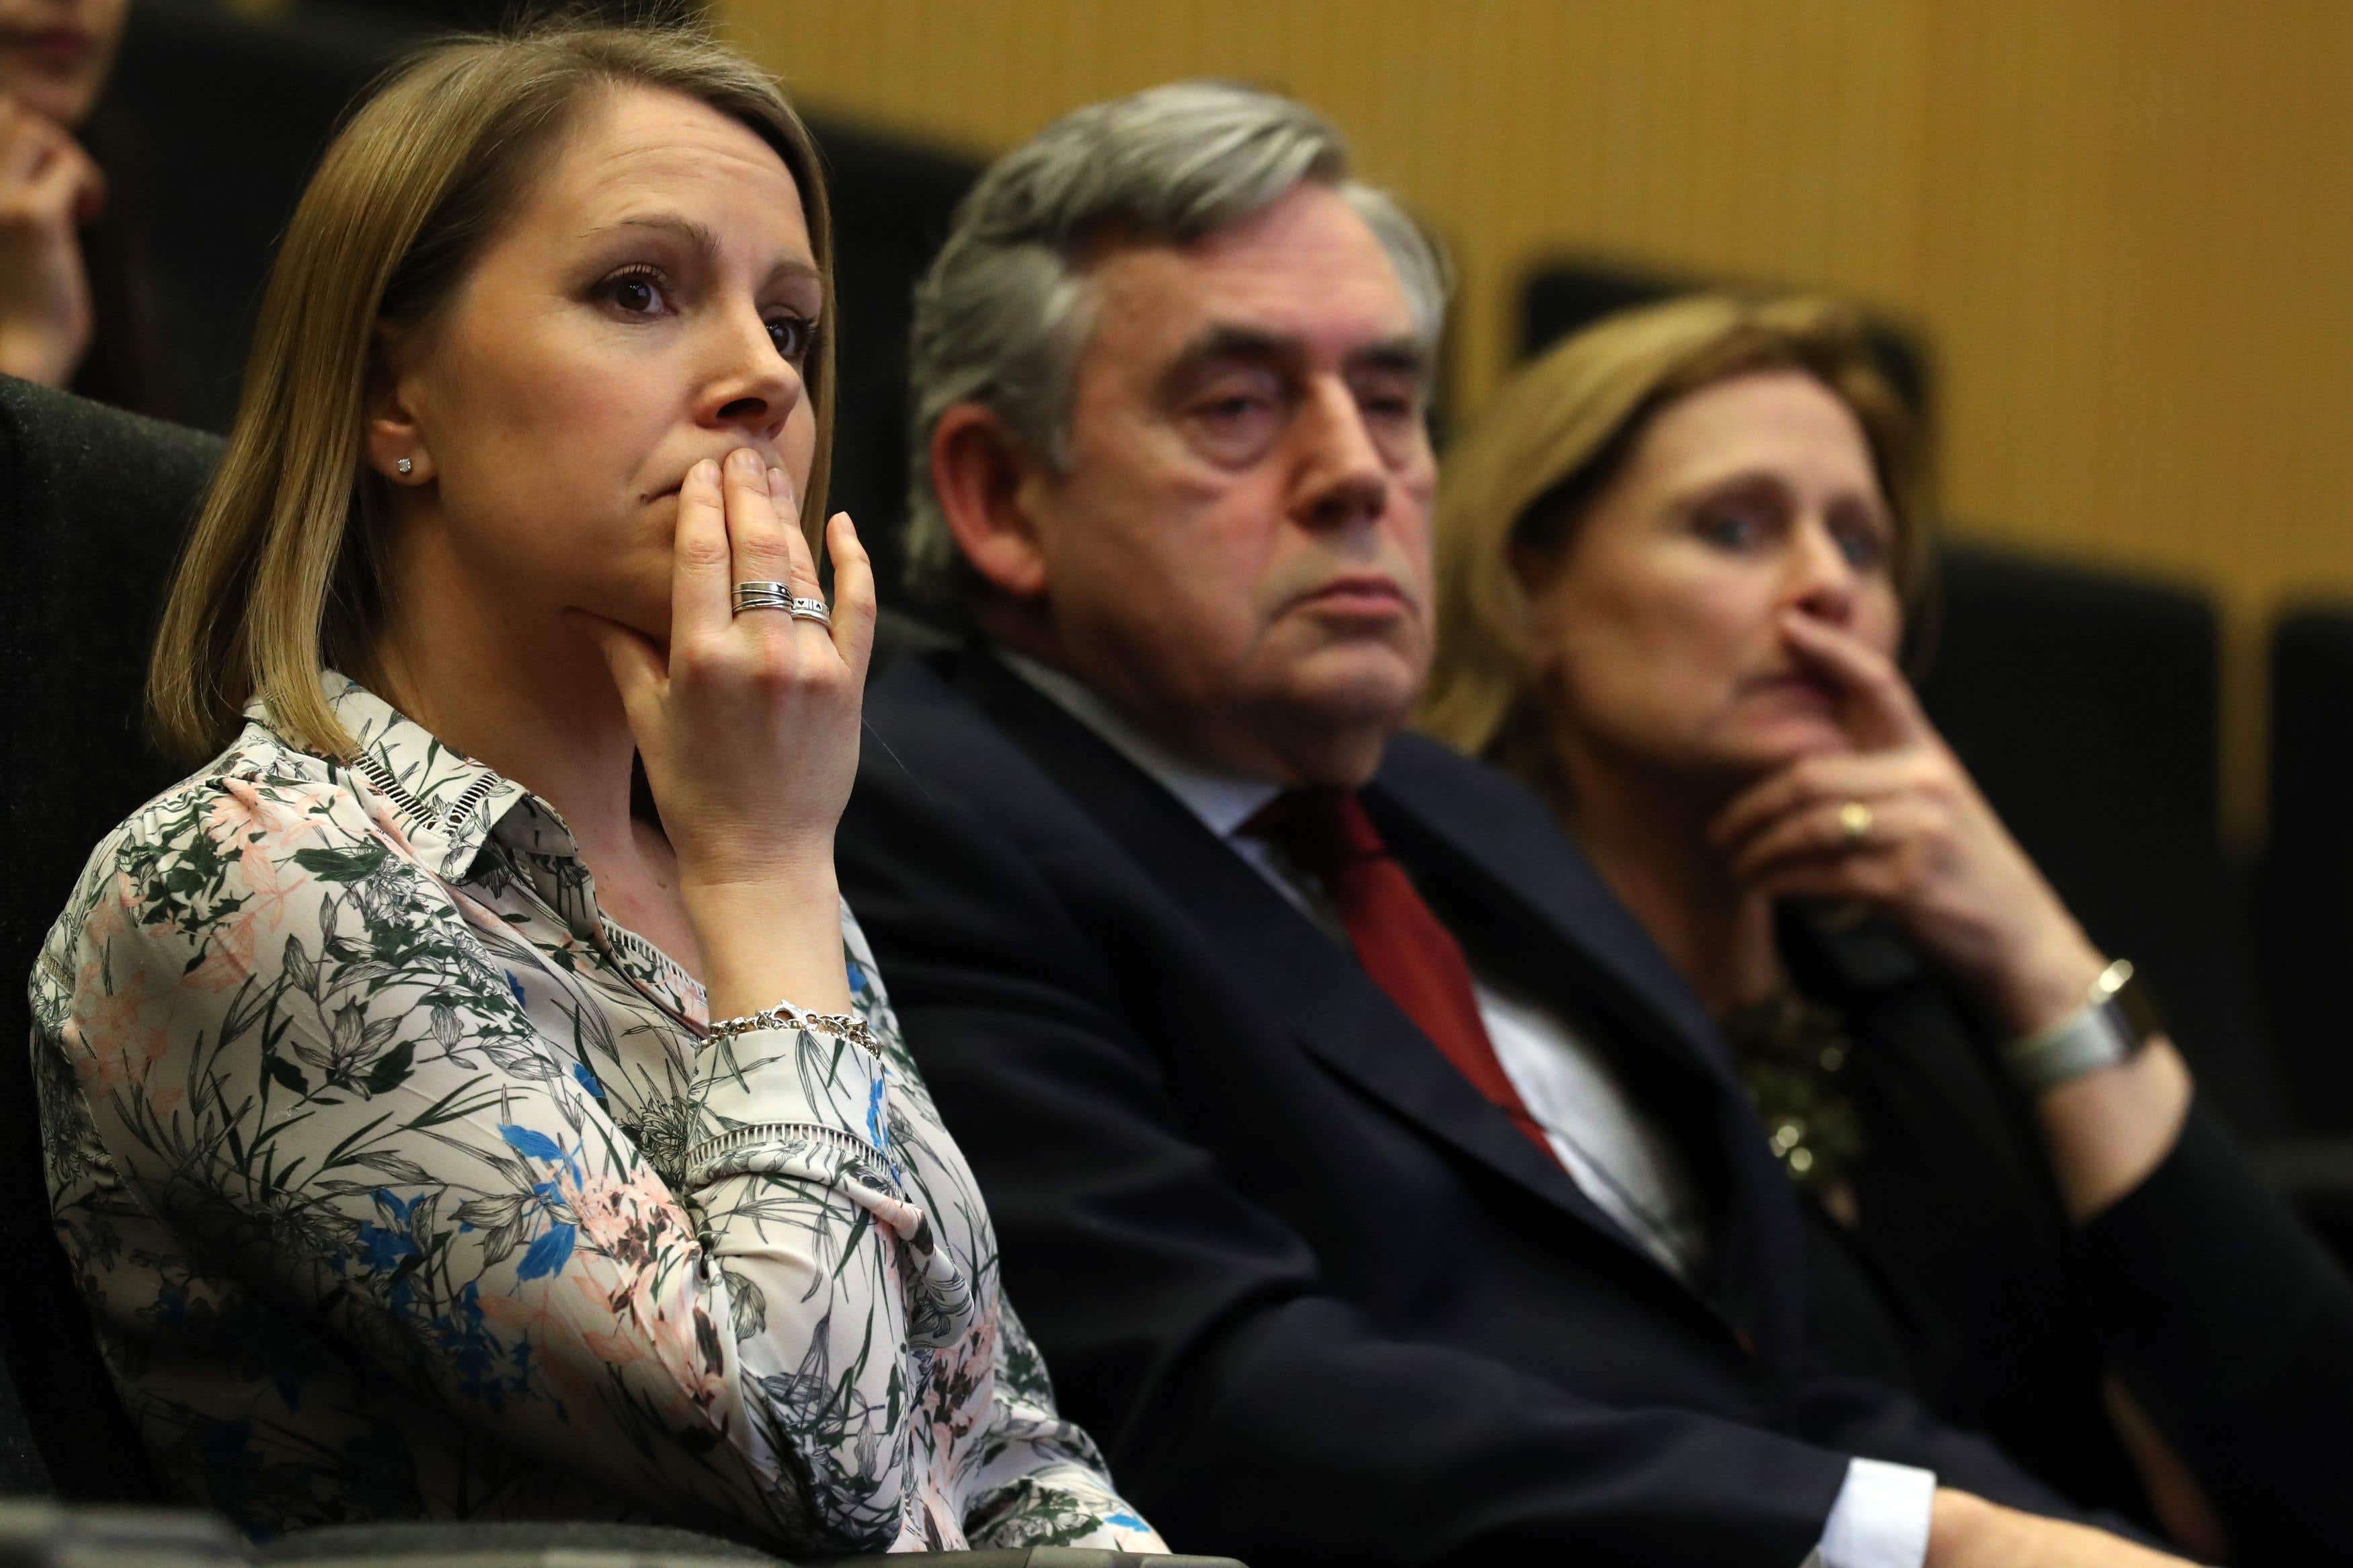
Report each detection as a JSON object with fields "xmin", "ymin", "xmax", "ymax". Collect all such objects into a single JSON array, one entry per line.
[{"xmin": 68, "ymin": 878, "xmax": 177, "ymax": 1093}]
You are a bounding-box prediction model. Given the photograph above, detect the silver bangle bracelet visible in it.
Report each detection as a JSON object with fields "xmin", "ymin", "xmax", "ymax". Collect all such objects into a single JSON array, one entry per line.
[{"xmin": 2000, "ymin": 958, "xmax": 2145, "ymax": 1092}]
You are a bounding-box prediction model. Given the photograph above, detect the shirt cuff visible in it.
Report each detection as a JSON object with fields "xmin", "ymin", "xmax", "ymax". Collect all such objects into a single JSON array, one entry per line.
[
  {"xmin": 690, "ymin": 1000, "xmax": 899, "ymax": 1182},
  {"xmin": 1809, "ymin": 1456, "xmax": 1937, "ymax": 1568}
]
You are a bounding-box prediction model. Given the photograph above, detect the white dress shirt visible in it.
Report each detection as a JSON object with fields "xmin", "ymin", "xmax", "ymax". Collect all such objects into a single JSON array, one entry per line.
[{"xmin": 996, "ymin": 649, "xmax": 1938, "ymax": 1568}]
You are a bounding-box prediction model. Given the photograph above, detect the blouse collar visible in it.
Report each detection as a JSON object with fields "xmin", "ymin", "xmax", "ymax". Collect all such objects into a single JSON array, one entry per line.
[
  {"xmin": 245, "ymin": 673, "xmax": 538, "ymax": 883},
  {"xmin": 244, "ymin": 673, "xmax": 704, "ymax": 1018}
]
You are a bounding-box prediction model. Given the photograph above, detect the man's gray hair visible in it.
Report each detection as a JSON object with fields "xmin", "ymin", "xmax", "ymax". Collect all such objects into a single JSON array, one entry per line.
[{"xmin": 902, "ymin": 79, "xmax": 1451, "ymax": 604}]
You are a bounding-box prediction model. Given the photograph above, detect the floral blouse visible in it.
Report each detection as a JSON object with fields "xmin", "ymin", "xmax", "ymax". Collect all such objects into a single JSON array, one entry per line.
[{"xmin": 28, "ymin": 675, "xmax": 1161, "ymax": 1557}]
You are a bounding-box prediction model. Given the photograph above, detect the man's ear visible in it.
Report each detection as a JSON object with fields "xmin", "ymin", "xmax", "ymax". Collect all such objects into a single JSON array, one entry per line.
[
  {"xmin": 930, "ymin": 404, "xmax": 1049, "ymax": 599},
  {"xmin": 365, "ymin": 322, "xmax": 432, "ymax": 486}
]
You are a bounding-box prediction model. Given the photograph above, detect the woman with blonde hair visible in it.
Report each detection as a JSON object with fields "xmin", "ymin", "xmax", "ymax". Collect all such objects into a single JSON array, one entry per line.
[
  {"xmin": 1423, "ymin": 294, "xmax": 2353, "ymax": 1563},
  {"xmin": 28, "ymin": 22, "xmax": 1160, "ymax": 1556}
]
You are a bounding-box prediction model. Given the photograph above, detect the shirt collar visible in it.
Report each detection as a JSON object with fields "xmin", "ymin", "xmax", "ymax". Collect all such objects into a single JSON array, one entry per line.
[
  {"xmin": 246, "ymin": 672, "xmax": 539, "ymax": 881},
  {"xmin": 994, "ymin": 647, "xmax": 1281, "ymax": 841}
]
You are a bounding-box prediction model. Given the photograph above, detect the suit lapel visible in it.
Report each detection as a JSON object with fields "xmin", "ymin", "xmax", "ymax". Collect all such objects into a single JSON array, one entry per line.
[
  {"xmin": 1368, "ymin": 741, "xmax": 1743, "ymax": 1092},
  {"xmin": 943, "ymin": 651, "xmax": 1657, "ymax": 1255},
  {"xmin": 1367, "ymin": 737, "xmax": 1812, "ymax": 1363}
]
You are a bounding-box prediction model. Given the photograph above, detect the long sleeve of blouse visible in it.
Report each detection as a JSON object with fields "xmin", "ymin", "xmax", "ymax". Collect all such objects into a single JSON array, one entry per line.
[{"xmin": 28, "ymin": 679, "xmax": 1159, "ymax": 1557}]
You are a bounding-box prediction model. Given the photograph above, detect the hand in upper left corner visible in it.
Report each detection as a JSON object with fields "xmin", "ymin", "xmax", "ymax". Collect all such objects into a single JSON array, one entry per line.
[{"xmin": 0, "ymin": 89, "xmax": 102, "ymax": 386}]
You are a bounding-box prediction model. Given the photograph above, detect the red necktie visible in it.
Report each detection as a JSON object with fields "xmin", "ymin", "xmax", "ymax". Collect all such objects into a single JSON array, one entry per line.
[{"xmin": 1245, "ymin": 789, "xmax": 1558, "ymax": 1163}]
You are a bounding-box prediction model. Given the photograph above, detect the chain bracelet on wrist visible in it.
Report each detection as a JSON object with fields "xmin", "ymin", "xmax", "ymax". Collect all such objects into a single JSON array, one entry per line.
[{"xmin": 706, "ymin": 1006, "xmax": 882, "ymax": 1056}]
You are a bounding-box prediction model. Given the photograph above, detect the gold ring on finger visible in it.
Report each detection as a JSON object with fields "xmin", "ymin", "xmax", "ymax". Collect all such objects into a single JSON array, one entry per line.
[{"xmin": 1837, "ymin": 799, "xmax": 1874, "ymax": 845}]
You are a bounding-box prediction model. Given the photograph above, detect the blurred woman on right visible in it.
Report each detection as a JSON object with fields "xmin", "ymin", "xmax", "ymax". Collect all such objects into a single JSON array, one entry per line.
[{"xmin": 1423, "ymin": 294, "xmax": 2353, "ymax": 1565}]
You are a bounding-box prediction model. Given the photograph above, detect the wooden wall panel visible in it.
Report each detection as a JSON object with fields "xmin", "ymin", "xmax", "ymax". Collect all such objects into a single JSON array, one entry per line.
[{"xmin": 723, "ymin": 0, "xmax": 2353, "ymax": 830}]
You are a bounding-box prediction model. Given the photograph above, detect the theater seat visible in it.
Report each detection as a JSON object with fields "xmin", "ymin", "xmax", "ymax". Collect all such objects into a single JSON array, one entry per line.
[
  {"xmin": 2261, "ymin": 607, "xmax": 2353, "ymax": 1135},
  {"xmin": 109, "ymin": 0, "xmax": 440, "ymax": 431},
  {"xmin": 0, "ymin": 374, "xmax": 203, "ymax": 1505},
  {"xmin": 1917, "ymin": 550, "xmax": 2353, "ymax": 1257},
  {"xmin": 0, "ymin": 1499, "xmax": 1220, "ymax": 1567},
  {"xmin": 1519, "ymin": 256, "xmax": 1934, "ymax": 428},
  {"xmin": 1915, "ymin": 541, "xmax": 2282, "ymax": 1136}
]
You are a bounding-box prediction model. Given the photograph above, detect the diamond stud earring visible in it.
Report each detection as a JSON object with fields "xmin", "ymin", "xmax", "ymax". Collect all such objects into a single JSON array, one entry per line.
[{"xmin": 396, "ymin": 458, "xmax": 413, "ymax": 475}]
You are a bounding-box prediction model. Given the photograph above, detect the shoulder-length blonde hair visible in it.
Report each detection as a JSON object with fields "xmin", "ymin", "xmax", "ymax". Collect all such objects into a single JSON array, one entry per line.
[
  {"xmin": 1419, "ymin": 294, "xmax": 1930, "ymax": 800},
  {"xmin": 149, "ymin": 23, "xmax": 836, "ymax": 764}
]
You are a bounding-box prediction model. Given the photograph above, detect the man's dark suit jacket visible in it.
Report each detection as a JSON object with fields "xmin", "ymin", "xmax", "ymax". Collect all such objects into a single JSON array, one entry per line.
[{"xmin": 835, "ymin": 645, "xmax": 2085, "ymax": 1567}]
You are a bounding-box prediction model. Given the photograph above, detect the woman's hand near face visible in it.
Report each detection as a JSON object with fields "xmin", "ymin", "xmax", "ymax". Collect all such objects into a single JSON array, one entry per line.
[
  {"xmin": 0, "ymin": 90, "xmax": 101, "ymax": 387},
  {"xmin": 576, "ymin": 446, "xmax": 876, "ymax": 1019},
  {"xmin": 1708, "ymin": 610, "xmax": 2108, "ymax": 1038}
]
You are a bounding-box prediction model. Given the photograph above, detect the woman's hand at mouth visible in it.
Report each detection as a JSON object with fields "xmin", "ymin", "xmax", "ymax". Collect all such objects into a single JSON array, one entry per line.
[
  {"xmin": 573, "ymin": 444, "xmax": 876, "ymax": 1017},
  {"xmin": 1707, "ymin": 610, "xmax": 2107, "ymax": 1037}
]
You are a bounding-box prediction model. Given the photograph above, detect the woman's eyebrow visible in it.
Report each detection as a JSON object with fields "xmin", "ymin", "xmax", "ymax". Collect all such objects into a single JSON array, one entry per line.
[
  {"xmin": 1685, "ymin": 468, "xmax": 1781, "ymax": 494},
  {"xmin": 578, "ymin": 214, "xmax": 822, "ymax": 290},
  {"xmin": 1668, "ymin": 469, "xmax": 1790, "ymax": 508},
  {"xmin": 580, "ymin": 213, "xmax": 721, "ymax": 258},
  {"xmin": 765, "ymin": 257, "xmax": 824, "ymax": 290}
]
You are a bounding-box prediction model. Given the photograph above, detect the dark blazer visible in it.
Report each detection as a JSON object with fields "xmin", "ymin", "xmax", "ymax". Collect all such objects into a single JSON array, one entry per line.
[
  {"xmin": 1785, "ymin": 913, "xmax": 2353, "ymax": 1565},
  {"xmin": 835, "ymin": 645, "xmax": 2089, "ymax": 1568}
]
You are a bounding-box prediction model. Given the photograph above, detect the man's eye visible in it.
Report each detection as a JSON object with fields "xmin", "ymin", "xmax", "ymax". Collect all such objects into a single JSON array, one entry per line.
[
  {"xmin": 1354, "ymin": 379, "xmax": 1423, "ymax": 422},
  {"xmin": 1183, "ymin": 378, "xmax": 1286, "ymax": 462}
]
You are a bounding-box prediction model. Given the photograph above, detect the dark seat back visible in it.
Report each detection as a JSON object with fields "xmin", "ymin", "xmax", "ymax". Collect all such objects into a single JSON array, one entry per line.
[
  {"xmin": 111, "ymin": 0, "xmax": 438, "ymax": 431},
  {"xmin": 0, "ymin": 1336, "xmax": 52, "ymax": 1497},
  {"xmin": 807, "ymin": 120, "xmax": 980, "ymax": 597},
  {"xmin": 1, "ymin": 374, "xmax": 222, "ymax": 1499},
  {"xmin": 1916, "ymin": 542, "xmax": 2278, "ymax": 1134},
  {"xmin": 2260, "ymin": 607, "xmax": 2353, "ymax": 1134},
  {"xmin": 1519, "ymin": 257, "xmax": 1935, "ymax": 426}
]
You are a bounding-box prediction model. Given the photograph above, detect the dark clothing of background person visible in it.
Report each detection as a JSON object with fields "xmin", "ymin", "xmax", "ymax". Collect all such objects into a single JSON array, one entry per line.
[
  {"xmin": 834, "ymin": 643, "xmax": 2130, "ymax": 1568},
  {"xmin": 1780, "ymin": 909, "xmax": 2353, "ymax": 1565}
]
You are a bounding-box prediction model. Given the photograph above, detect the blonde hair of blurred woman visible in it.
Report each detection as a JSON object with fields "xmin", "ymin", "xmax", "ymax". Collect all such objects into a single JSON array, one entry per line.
[
  {"xmin": 1419, "ymin": 294, "xmax": 1930, "ymax": 804},
  {"xmin": 147, "ymin": 23, "xmax": 836, "ymax": 765}
]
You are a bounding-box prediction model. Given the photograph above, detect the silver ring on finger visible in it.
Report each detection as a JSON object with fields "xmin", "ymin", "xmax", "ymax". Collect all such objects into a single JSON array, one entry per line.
[
  {"xmin": 1837, "ymin": 799, "xmax": 1875, "ymax": 845},
  {"xmin": 731, "ymin": 580, "xmax": 795, "ymax": 616},
  {"xmin": 787, "ymin": 595, "xmax": 831, "ymax": 629}
]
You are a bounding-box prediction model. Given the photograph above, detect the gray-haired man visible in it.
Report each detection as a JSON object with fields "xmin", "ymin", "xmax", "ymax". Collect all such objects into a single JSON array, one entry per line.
[{"xmin": 836, "ymin": 82, "xmax": 2187, "ymax": 1568}]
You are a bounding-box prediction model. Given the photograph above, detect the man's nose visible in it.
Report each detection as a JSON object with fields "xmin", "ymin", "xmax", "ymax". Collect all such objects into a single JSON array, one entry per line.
[{"xmin": 1290, "ymin": 379, "xmax": 1389, "ymax": 531}]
